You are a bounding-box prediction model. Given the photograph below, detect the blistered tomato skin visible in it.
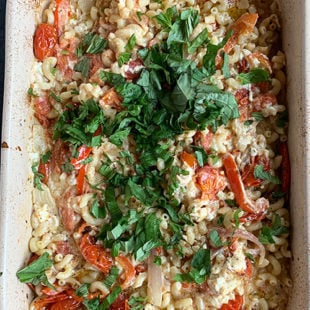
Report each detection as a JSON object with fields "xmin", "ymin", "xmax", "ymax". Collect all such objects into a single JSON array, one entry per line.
[{"xmin": 33, "ymin": 23, "xmax": 58, "ymax": 61}]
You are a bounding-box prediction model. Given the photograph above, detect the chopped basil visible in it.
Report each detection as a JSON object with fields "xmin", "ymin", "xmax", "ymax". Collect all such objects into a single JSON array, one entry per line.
[
  {"xmin": 209, "ymin": 230, "xmax": 225, "ymax": 247},
  {"xmin": 76, "ymin": 32, "xmax": 107, "ymax": 57},
  {"xmin": 258, "ymin": 214, "xmax": 289, "ymax": 244},
  {"xmin": 91, "ymin": 198, "xmax": 107, "ymax": 219},
  {"xmin": 41, "ymin": 151, "xmax": 51, "ymax": 164},
  {"xmin": 174, "ymin": 249, "xmax": 211, "ymax": 284},
  {"xmin": 153, "ymin": 255, "xmax": 162, "ymax": 265},
  {"xmin": 74, "ymin": 57, "xmax": 91, "ymax": 78},
  {"xmin": 16, "ymin": 252, "xmax": 54, "ymax": 289},
  {"xmin": 222, "ymin": 53, "xmax": 230, "ymax": 78},
  {"xmin": 103, "ymin": 266, "xmax": 119, "ymax": 288},
  {"xmin": 225, "ymin": 199, "xmax": 237, "ymax": 207},
  {"xmin": 31, "ymin": 162, "xmax": 44, "ymax": 191},
  {"xmin": 238, "ymin": 68, "xmax": 270, "ymax": 85},
  {"xmin": 27, "ymin": 87, "xmax": 37, "ymax": 97},
  {"xmin": 128, "ymin": 296, "xmax": 146, "ymax": 310},
  {"xmin": 188, "ymin": 28, "xmax": 209, "ymax": 54},
  {"xmin": 49, "ymin": 91, "xmax": 62, "ymax": 103},
  {"xmin": 100, "ymin": 286, "xmax": 122, "ymax": 309},
  {"xmin": 251, "ymin": 112, "xmax": 264, "ymax": 121},
  {"xmin": 118, "ymin": 34, "xmax": 136, "ymax": 66},
  {"xmin": 254, "ymin": 165, "xmax": 281, "ymax": 184},
  {"xmin": 76, "ymin": 283, "xmax": 90, "ymax": 297},
  {"xmin": 233, "ymin": 209, "xmax": 242, "ymax": 228},
  {"xmin": 245, "ymin": 253, "xmax": 255, "ymax": 263}
]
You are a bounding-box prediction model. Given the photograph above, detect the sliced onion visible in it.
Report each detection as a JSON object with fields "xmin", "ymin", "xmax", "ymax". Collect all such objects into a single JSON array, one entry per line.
[
  {"xmin": 147, "ymin": 250, "xmax": 163, "ymax": 306},
  {"xmin": 215, "ymin": 227, "xmax": 266, "ymax": 266}
]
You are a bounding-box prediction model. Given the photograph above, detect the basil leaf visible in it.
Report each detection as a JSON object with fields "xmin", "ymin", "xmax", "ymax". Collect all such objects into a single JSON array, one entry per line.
[
  {"xmin": 259, "ymin": 214, "xmax": 289, "ymax": 244},
  {"xmin": 86, "ymin": 34, "xmax": 107, "ymax": 54},
  {"xmin": 91, "ymin": 199, "xmax": 106, "ymax": 219},
  {"xmin": 103, "ymin": 266, "xmax": 119, "ymax": 288},
  {"xmin": 105, "ymin": 186, "xmax": 122, "ymax": 223},
  {"xmin": 109, "ymin": 128, "xmax": 131, "ymax": 147},
  {"xmin": 154, "ymin": 6, "xmax": 177, "ymax": 30},
  {"xmin": 16, "ymin": 252, "xmax": 54, "ymax": 289},
  {"xmin": 238, "ymin": 68, "xmax": 270, "ymax": 85},
  {"xmin": 233, "ymin": 209, "xmax": 242, "ymax": 228},
  {"xmin": 188, "ymin": 28, "xmax": 209, "ymax": 54},
  {"xmin": 127, "ymin": 178, "xmax": 148, "ymax": 205},
  {"xmin": 76, "ymin": 32, "xmax": 107, "ymax": 56},
  {"xmin": 76, "ymin": 283, "xmax": 90, "ymax": 297},
  {"xmin": 27, "ymin": 87, "xmax": 37, "ymax": 97},
  {"xmin": 118, "ymin": 52, "xmax": 131, "ymax": 67},
  {"xmin": 174, "ymin": 249, "xmax": 211, "ymax": 284},
  {"xmin": 31, "ymin": 162, "xmax": 44, "ymax": 191},
  {"xmin": 251, "ymin": 112, "xmax": 264, "ymax": 121},
  {"xmin": 74, "ymin": 57, "xmax": 91, "ymax": 78},
  {"xmin": 254, "ymin": 165, "xmax": 281, "ymax": 184},
  {"xmin": 222, "ymin": 53, "xmax": 230, "ymax": 78},
  {"xmin": 84, "ymin": 298, "xmax": 101, "ymax": 310},
  {"xmin": 99, "ymin": 71, "xmax": 126, "ymax": 87},
  {"xmin": 209, "ymin": 230, "xmax": 224, "ymax": 247},
  {"xmin": 100, "ymin": 286, "xmax": 122, "ymax": 310}
]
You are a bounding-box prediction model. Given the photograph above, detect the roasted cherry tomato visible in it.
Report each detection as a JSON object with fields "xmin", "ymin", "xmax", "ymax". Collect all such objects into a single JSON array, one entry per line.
[{"xmin": 33, "ymin": 23, "xmax": 57, "ymax": 61}]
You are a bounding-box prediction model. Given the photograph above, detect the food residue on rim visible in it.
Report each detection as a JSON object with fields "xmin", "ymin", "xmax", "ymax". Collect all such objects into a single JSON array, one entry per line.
[{"xmin": 1, "ymin": 141, "xmax": 9, "ymax": 148}]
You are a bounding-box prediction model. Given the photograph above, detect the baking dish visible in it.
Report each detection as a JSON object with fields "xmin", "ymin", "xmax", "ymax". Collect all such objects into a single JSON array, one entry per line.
[{"xmin": 0, "ymin": 0, "xmax": 309, "ymax": 308}]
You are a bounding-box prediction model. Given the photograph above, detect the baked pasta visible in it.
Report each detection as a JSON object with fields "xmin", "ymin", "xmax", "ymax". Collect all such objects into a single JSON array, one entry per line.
[{"xmin": 17, "ymin": 0, "xmax": 291, "ymax": 309}]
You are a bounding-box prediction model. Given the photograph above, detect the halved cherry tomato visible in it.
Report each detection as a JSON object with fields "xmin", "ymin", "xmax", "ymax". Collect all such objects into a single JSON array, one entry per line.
[
  {"xmin": 180, "ymin": 151, "xmax": 197, "ymax": 169},
  {"xmin": 115, "ymin": 255, "xmax": 136, "ymax": 290},
  {"xmin": 34, "ymin": 24, "xmax": 57, "ymax": 61},
  {"xmin": 195, "ymin": 165, "xmax": 226, "ymax": 200},
  {"xmin": 220, "ymin": 295, "xmax": 243, "ymax": 310},
  {"xmin": 79, "ymin": 224, "xmax": 113, "ymax": 274},
  {"xmin": 33, "ymin": 289, "xmax": 82, "ymax": 310},
  {"xmin": 71, "ymin": 145, "xmax": 92, "ymax": 170},
  {"xmin": 222, "ymin": 153, "xmax": 269, "ymax": 218}
]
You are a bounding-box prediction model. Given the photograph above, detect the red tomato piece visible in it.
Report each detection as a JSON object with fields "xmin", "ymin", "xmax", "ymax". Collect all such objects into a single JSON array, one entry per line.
[
  {"xmin": 220, "ymin": 295, "xmax": 243, "ymax": 310},
  {"xmin": 110, "ymin": 293, "xmax": 130, "ymax": 310},
  {"xmin": 180, "ymin": 151, "xmax": 197, "ymax": 169},
  {"xmin": 195, "ymin": 165, "xmax": 226, "ymax": 200},
  {"xmin": 38, "ymin": 161, "xmax": 50, "ymax": 185},
  {"xmin": 33, "ymin": 23, "xmax": 57, "ymax": 61},
  {"xmin": 76, "ymin": 164, "xmax": 87, "ymax": 195},
  {"xmin": 71, "ymin": 145, "xmax": 92, "ymax": 170}
]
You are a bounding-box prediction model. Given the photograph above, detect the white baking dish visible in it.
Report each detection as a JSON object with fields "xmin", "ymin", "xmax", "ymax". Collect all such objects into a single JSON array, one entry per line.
[{"xmin": 0, "ymin": 0, "xmax": 309, "ymax": 308}]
